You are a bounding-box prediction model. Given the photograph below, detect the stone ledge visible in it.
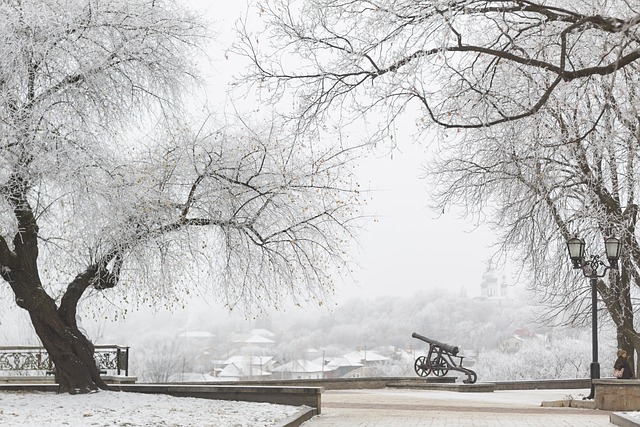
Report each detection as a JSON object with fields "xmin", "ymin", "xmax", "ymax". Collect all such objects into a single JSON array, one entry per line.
[
  {"xmin": 0, "ymin": 383, "xmax": 58, "ymax": 392},
  {"xmin": 541, "ymin": 399, "xmax": 596, "ymax": 409},
  {"xmin": 102, "ymin": 375, "xmax": 137, "ymax": 384},
  {"xmin": 222, "ymin": 377, "xmax": 590, "ymax": 392},
  {"xmin": 276, "ymin": 406, "xmax": 318, "ymax": 427},
  {"xmin": 387, "ymin": 379, "xmax": 496, "ymax": 392},
  {"xmin": 493, "ymin": 378, "xmax": 591, "ymax": 391},
  {"xmin": 595, "ymin": 379, "xmax": 640, "ymax": 411},
  {"xmin": 0, "ymin": 375, "xmax": 136, "ymax": 385},
  {"xmin": 0, "ymin": 376, "xmax": 54, "ymax": 384},
  {"xmin": 111, "ymin": 384, "xmax": 323, "ymax": 413},
  {"xmin": 611, "ymin": 412, "xmax": 640, "ymax": 427}
]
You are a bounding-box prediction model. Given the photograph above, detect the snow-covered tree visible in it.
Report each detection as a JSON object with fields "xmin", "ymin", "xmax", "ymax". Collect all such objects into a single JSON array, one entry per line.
[
  {"xmin": 429, "ymin": 80, "xmax": 640, "ymax": 368},
  {"xmin": 238, "ymin": 1, "xmax": 640, "ymax": 369},
  {"xmin": 0, "ymin": 0, "xmax": 362, "ymax": 394},
  {"xmin": 475, "ymin": 329, "xmax": 598, "ymax": 381}
]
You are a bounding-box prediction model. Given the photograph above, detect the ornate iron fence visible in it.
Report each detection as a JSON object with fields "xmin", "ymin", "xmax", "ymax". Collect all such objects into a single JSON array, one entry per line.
[
  {"xmin": 0, "ymin": 345, "xmax": 129, "ymax": 376},
  {"xmin": 95, "ymin": 345, "xmax": 129, "ymax": 375},
  {"xmin": 0, "ymin": 347, "xmax": 52, "ymax": 373}
]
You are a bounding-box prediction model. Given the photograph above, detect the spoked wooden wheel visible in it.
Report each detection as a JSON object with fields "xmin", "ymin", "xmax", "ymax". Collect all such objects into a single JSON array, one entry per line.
[
  {"xmin": 431, "ymin": 356, "xmax": 449, "ymax": 377},
  {"xmin": 414, "ymin": 356, "xmax": 431, "ymax": 377}
]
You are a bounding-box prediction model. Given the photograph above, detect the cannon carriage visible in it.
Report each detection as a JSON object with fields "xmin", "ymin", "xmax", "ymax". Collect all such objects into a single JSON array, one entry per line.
[{"xmin": 411, "ymin": 332, "xmax": 477, "ymax": 384}]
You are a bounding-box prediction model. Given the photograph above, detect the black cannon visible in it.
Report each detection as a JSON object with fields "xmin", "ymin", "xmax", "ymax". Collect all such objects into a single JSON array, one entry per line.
[{"xmin": 411, "ymin": 332, "xmax": 477, "ymax": 384}]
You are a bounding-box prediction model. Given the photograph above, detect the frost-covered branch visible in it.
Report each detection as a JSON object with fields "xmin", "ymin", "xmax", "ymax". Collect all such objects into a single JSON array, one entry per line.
[{"xmin": 237, "ymin": 0, "xmax": 640, "ymax": 131}]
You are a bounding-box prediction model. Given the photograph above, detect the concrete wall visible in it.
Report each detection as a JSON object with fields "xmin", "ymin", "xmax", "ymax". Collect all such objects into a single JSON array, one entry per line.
[
  {"xmin": 493, "ymin": 378, "xmax": 591, "ymax": 391},
  {"xmin": 0, "ymin": 375, "xmax": 136, "ymax": 385},
  {"xmin": 113, "ymin": 384, "xmax": 322, "ymax": 412},
  {"xmin": 595, "ymin": 379, "xmax": 640, "ymax": 411},
  {"xmin": 207, "ymin": 377, "xmax": 591, "ymax": 391}
]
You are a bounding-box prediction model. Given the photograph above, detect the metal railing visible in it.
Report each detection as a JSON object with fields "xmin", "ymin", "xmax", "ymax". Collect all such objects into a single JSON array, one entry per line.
[{"xmin": 0, "ymin": 345, "xmax": 129, "ymax": 376}]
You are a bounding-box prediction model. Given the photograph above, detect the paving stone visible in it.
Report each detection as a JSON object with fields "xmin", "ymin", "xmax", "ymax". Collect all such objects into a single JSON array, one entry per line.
[{"xmin": 302, "ymin": 388, "xmax": 613, "ymax": 426}]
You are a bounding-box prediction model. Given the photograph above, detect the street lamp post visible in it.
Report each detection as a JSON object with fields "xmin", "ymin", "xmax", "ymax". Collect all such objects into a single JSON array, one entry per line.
[{"xmin": 566, "ymin": 236, "xmax": 621, "ymax": 400}]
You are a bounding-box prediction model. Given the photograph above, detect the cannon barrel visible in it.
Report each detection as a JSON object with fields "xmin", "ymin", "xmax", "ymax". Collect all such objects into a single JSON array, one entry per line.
[{"xmin": 411, "ymin": 332, "xmax": 459, "ymax": 356}]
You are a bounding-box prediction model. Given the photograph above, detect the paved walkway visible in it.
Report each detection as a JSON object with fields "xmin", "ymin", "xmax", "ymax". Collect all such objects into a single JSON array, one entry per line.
[{"xmin": 301, "ymin": 388, "xmax": 614, "ymax": 426}]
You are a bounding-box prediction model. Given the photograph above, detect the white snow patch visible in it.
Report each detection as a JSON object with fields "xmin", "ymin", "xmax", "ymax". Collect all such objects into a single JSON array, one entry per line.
[
  {"xmin": 624, "ymin": 411, "xmax": 640, "ymax": 419},
  {"xmin": 0, "ymin": 390, "xmax": 301, "ymax": 426}
]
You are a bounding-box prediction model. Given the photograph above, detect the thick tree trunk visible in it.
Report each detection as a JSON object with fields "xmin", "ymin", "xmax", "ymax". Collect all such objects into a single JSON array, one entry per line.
[
  {"xmin": 30, "ymin": 307, "xmax": 106, "ymax": 392},
  {"xmin": 2, "ymin": 253, "xmax": 107, "ymax": 393},
  {"xmin": 5, "ymin": 254, "xmax": 109, "ymax": 393},
  {"xmin": 22, "ymin": 287, "xmax": 109, "ymax": 393}
]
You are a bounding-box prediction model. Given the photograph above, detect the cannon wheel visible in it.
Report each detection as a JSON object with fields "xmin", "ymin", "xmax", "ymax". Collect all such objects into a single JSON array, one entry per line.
[
  {"xmin": 414, "ymin": 356, "xmax": 431, "ymax": 377},
  {"xmin": 431, "ymin": 355, "xmax": 449, "ymax": 377}
]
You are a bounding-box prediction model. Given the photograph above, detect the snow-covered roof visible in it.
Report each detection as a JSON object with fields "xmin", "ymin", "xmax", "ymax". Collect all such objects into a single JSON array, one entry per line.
[
  {"xmin": 232, "ymin": 334, "xmax": 275, "ymax": 344},
  {"xmin": 250, "ymin": 328, "xmax": 275, "ymax": 337},
  {"xmin": 219, "ymin": 363, "xmax": 243, "ymax": 378},
  {"xmin": 315, "ymin": 356, "xmax": 362, "ymax": 368},
  {"xmin": 272, "ymin": 359, "xmax": 331, "ymax": 374},
  {"xmin": 343, "ymin": 350, "xmax": 389, "ymax": 364},
  {"xmin": 244, "ymin": 335, "xmax": 275, "ymax": 344},
  {"xmin": 219, "ymin": 363, "xmax": 272, "ymax": 378}
]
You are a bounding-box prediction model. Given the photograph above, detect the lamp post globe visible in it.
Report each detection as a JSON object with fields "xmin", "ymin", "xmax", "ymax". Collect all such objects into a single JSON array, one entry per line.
[
  {"xmin": 604, "ymin": 237, "xmax": 621, "ymax": 266},
  {"xmin": 566, "ymin": 237, "xmax": 586, "ymax": 269}
]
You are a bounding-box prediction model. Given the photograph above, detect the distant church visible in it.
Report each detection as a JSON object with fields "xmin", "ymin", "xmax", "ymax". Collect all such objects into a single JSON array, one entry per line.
[{"xmin": 480, "ymin": 264, "xmax": 508, "ymax": 299}]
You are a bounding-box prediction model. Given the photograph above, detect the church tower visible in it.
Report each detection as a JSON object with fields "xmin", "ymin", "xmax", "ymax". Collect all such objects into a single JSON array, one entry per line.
[{"xmin": 480, "ymin": 263, "xmax": 508, "ymax": 299}]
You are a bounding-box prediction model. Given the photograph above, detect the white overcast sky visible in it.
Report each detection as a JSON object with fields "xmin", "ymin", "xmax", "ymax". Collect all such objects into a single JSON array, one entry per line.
[{"xmin": 185, "ymin": 0, "xmax": 508, "ymax": 304}]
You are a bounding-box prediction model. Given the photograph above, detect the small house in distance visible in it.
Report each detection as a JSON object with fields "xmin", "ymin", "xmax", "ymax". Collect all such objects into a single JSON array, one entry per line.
[
  {"xmin": 217, "ymin": 355, "xmax": 274, "ymax": 381},
  {"xmin": 343, "ymin": 349, "xmax": 390, "ymax": 366},
  {"xmin": 311, "ymin": 356, "xmax": 362, "ymax": 378},
  {"xmin": 272, "ymin": 359, "xmax": 331, "ymax": 380}
]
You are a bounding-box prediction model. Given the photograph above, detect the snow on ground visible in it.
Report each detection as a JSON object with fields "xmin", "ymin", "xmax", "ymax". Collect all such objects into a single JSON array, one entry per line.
[
  {"xmin": 0, "ymin": 390, "xmax": 301, "ymax": 426},
  {"xmin": 625, "ymin": 411, "xmax": 640, "ymax": 420}
]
